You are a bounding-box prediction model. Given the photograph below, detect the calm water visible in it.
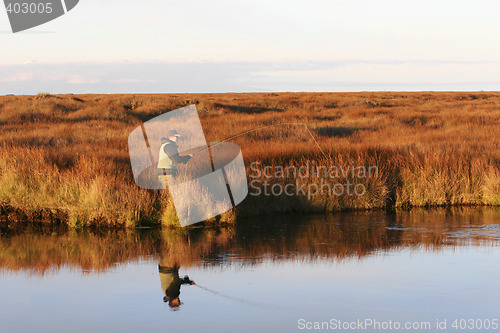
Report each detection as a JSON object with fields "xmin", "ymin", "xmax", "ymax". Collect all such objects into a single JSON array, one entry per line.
[{"xmin": 1, "ymin": 208, "xmax": 499, "ymax": 333}]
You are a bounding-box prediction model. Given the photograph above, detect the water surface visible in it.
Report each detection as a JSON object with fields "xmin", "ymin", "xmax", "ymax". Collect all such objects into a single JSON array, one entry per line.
[{"xmin": 1, "ymin": 208, "xmax": 499, "ymax": 333}]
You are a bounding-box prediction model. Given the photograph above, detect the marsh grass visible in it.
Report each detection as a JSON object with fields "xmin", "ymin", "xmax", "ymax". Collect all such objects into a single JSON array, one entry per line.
[{"xmin": 0, "ymin": 92, "xmax": 499, "ymax": 227}]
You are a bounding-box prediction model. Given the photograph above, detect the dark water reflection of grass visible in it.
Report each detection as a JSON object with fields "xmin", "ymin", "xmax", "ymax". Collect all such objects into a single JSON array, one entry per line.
[{"xmin": 1, "ymin": 207, "xmax": 499, "ymax": 275}]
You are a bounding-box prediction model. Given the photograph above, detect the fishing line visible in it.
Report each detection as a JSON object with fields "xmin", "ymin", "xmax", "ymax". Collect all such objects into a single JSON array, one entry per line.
[
  {"xmin": 194, "ymin": 283, "xmax": 295, "ymax": 312},
  {"xmin": 194, "ymin": 283, "xmax": 264, "ymax": 307}
]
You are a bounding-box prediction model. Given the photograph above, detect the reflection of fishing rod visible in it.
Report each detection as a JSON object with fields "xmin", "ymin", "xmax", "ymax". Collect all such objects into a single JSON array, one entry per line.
[
  {"xmin": 194, "ymin": 283, "xmax": 265, "ymax": 308},
  {"xmin": 190, "ymin": 122, "xmax": 328, "ymax": 159}
]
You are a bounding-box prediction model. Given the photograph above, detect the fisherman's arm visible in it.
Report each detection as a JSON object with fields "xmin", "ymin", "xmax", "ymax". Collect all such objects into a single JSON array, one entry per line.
[{"xmin": 164, "ymin": 144, "xmax": 192, "ymax": 164}]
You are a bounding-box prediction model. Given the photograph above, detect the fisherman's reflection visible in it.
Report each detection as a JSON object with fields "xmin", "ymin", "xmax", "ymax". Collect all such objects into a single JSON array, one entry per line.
[{"xmin": 159, "ymin": 263, "xmax": 195, "ymax": 308}]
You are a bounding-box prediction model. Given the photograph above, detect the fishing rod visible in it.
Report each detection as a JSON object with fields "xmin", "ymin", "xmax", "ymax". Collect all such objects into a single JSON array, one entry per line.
[
  {"xmin": 190, "ymin": 122, "xmax": 328, "ymax": 159},
  {"xmin": 179, "ymin": 122, "xmax": 328, "ymax": 181}
]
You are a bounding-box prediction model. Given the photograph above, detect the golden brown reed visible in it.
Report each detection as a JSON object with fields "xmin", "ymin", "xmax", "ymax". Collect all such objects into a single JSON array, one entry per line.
[{"xmin": 0, "ymin": 92, "xmax": 499, "ymax": 227}]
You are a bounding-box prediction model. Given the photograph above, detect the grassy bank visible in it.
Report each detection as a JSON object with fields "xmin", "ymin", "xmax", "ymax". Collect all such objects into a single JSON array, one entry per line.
[{"xmin": 0, "ymin": 92, "xmax": 499, "ymax": 227}]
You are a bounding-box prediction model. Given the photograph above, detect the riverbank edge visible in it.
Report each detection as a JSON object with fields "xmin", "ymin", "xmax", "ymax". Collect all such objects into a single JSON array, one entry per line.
[{"xmin": 2, "ymin": 201, "xmax": 499, "ymax": 230}]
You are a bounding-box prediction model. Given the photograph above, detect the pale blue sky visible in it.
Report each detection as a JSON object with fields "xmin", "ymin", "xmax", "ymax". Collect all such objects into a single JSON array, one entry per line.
[{"xmin": 1, "ymin": 0, "xmax": 499, "ymax": 94}]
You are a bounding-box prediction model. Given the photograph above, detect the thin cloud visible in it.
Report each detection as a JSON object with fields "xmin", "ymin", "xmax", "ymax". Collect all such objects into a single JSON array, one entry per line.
[{"xmin": 1, "ymin": 60, "xmax": 499, "ymax": 95}]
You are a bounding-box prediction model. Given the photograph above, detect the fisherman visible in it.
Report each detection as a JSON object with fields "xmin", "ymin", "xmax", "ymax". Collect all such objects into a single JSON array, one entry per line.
[
  {"xmin": 157, "ymin": 129, "xmax": 193, "ymax": 183},
  {"xmin": 159, "ymin": 264, "xmax": 195, "ymax": 308}
]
